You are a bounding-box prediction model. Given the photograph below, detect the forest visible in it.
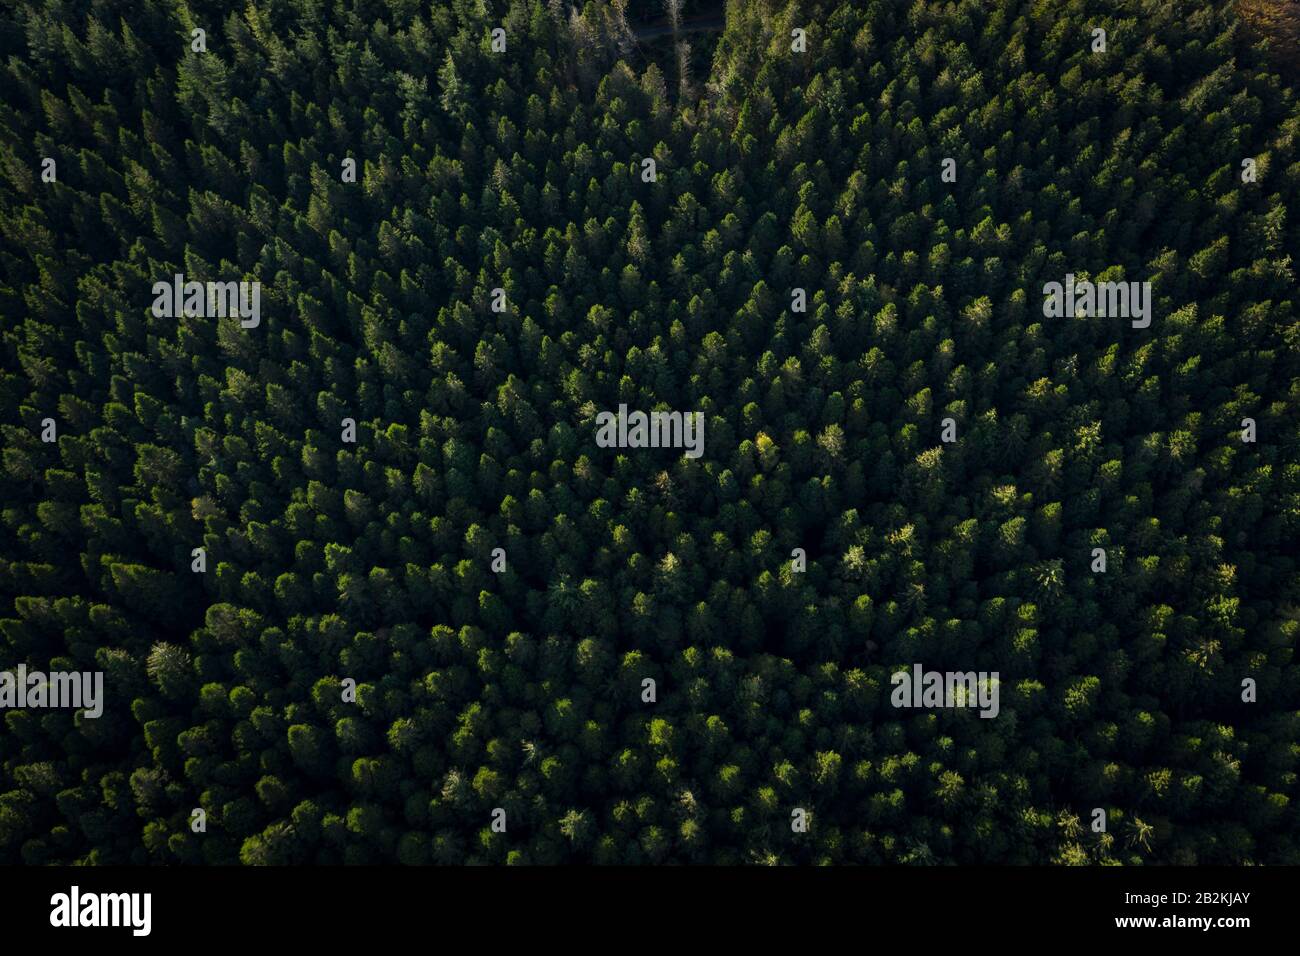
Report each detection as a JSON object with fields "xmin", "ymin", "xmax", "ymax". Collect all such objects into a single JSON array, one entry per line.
[{"xmin": 0, "ymin": 0, "xmax": 1298, "ymax": 865}]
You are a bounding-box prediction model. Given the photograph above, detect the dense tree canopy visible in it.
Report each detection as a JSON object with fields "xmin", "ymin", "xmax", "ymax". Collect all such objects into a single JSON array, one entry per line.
[{"xmin": 1, "ymin": 0, "xmax": 1298, "ymax": 865}]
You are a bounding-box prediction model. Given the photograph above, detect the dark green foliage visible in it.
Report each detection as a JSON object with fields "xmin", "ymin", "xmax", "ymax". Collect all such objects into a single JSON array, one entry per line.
[{"xmin": 1, "ymin": 0, "xmax": 1298, "ymax": 865}]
